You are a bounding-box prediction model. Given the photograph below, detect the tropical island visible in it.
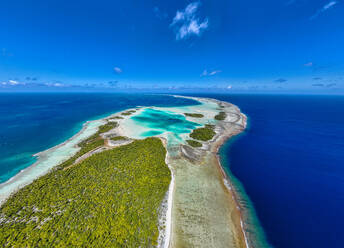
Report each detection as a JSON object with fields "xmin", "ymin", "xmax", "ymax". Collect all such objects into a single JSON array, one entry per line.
[{"xmin": 0, "ymin": 96, "xmax": 247, "ymax": 248}]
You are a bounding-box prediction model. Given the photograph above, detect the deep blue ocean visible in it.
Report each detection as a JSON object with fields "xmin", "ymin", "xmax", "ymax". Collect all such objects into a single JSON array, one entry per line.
[
  {"xmin": 198, "ymin": 94, "xmax": 344, "ymax": 248},
  {"xmin": 1, "ymin": 93, "xmax": 344, "ymax": 248},
  {"xmin": 0, "ymin": 93, "xmax": 198, "ymax": 183}
]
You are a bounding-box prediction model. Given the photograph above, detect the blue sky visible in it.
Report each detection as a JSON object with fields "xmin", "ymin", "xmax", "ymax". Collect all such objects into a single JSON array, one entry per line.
[{"xmin": 0, "ymin": 0, "xmax": 343, "ymax": 93}]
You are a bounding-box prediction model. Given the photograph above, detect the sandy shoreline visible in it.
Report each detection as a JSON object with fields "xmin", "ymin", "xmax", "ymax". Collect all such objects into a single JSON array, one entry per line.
[
  {"xmin": 191, "ymin": 96, "xmax": 248, "ymax": 248},
  {"xmin": 0, "ymin": 118, "xmax": 107, "ymax": 205},
  {"xmin": 146, "ymin": 96, "xmax": 249, "ymax": 248},
  {"xmin": 212, "ymin": 115, "xmax": 250, "ymax": 248},
  {"xmin": 173, "ymin": 95, "xmax": 249, "ymax": 246},
  {"xmin": 0, "ymin": 95, "xmax": 249, "ymax": 247}
]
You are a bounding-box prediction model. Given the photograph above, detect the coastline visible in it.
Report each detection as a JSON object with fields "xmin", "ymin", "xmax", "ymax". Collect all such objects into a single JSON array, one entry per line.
[
  {"xmin": 172, "ymin": 95, "xmax": 249, "ymax": 247},
  {"xmin": 212, "ymin": 117, "xmax": 250, "ymax": 248},
  {"xmin": 198, "ymin": 96, "xmax": 249, "ymax": 248},
  {"xmin": 219, "ymin": 135, "xmax": 271, "ymax": 248},
  {"xmin": 156, "ymin": 137, "xmax": 174, "ymax": 248},
  {"xmin": 154, "ymin": 96, "xmax": 248, "ymax": 248},
  {"xmin": 0, "ymin": 118, "xmax": 106, "ymax": 205},
  {"xmin": 0, "ymin": 95, "xmax": 251, "ymax": 248}
]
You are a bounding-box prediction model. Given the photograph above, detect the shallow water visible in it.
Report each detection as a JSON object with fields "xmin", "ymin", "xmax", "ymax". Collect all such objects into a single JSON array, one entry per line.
[
  {"xmin": 131, "ymin": 108, "xmax": 201, "ymax": 144},
  {"xmin": 0, "ymin": 119, "xmax": 105, "ymax": 204},
  {"xmin": 0, "ymin": 93, "xmax": 198, "ymax": 183},
  {"xmin": 187, "ymin": 94, "xmax": 344, "ymax": 248}
]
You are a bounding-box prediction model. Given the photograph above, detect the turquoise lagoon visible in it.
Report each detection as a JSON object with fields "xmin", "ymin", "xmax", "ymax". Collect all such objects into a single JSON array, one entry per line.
[
  {"xmin": 0, "ymin": 93, "xmax": 199, "ymax": 204},
  {"xmin": 121, "ymin": 99, "xmax": 220, "ymax": 147},
  {"xmin": 132, "ymin": 109, "xmax": 201, "ymax": 143}
]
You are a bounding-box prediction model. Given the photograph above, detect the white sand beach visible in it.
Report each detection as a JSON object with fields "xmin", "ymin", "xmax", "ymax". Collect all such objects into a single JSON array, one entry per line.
[{"xmin": 0, "ymin": 95, "xmax": 248, "ymax": 248}]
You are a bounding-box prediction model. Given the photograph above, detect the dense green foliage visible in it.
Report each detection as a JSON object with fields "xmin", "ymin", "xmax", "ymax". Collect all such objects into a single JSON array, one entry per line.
[
  {"xmin": 60, "ymin": 121, "xmax": 117, "ymax": 169},
  {"xmin": 0, "ymin": 138, "xmax": 170, "ymax": 247},
  {"xmin": 98, "ymin": 121, "xmax": 118, "ymax": 133},
  {"xmin": 79, "ymin": 121, "xmax": 117, "ymax": 147},
  {"xmin": 214, "ymin": 111, "xmax": 226, "ymax": 120},
  {"xmin": 184, "ymin": 113, "xmax": 204, "ymax": 118},
  {"xmin": 59, "ymin": 123, "xmax": 115, "ymax": 169},
  {"xmin": 109, "ymin": 116, "xmax": 124, "ymax": 120},
  {"xmin": 121, "ymin": 110, "xmax": 136, "ymax": 116},
  {"xmin": 53, "ymin": 140, "xmax": 100, "ymax": 170},
  {"xmin": 186, "ymin": 139, "xmax": 202, "ymax": 148},
  {"xmin": 110, "ymin": 136, "xmax": 128, "ymax": 141},
  {"xmin": 189, "ymin": 124, "xmax": 216, "ymax": 141}
]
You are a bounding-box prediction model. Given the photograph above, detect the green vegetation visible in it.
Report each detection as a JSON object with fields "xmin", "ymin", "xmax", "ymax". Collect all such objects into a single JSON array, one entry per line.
[
  {"xmin": 186, "ymin": 139, "xmax": 202, "ymax": 148},
  {"xmin": 78, "ymin": 138, "xmax": 104, "ymax": 155},
  {"xmin": 110, "ymin": 136, "xmax": 128, "ymax": 141},
  {"xmin": 80, "ymin": 121, "xmax": 117, "ymax": 145},
  {"xmin": 108, "ymin": 116, "xmax": 124, "ymax": 120},
  {"xmin": 61, "ymin": 121, "xmax": 117, "ymax": 168},
  {"xmin": 79, "ymin": 121, "xmax": 117, "ymax": 148},
  {"xmin": 0, "ymin": 138, "xmax": 170, "ymax": 247},
  {"xmin": 121, "ymin": 110, "xmax": 136, "ymax": 116},
  {"xmin": 189, "ymin": 124, "xmax": 216, "ymax": 141},
  {"xmin": 184, "ymin": 113, "xmax": 204, "ymax": 118},
  {"xmin": 55, "ymin": 138, "xmax": 104, "ymax": 171},
  {"xmin": 98, "ymin": 121, "xmax": 118, "ymax": 133},
  {"xmin": 215, "ymin": 111, "xmax": 226, "ymax": 121}
]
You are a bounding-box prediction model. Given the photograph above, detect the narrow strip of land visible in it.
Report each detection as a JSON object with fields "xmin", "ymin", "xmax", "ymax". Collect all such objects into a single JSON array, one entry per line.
[
  {"xmin": 0, "ymin": 96, "xmax": 248, "ymax": 248},
  {"xmin": 0, "ymin": 127, "xmax": 170, "ymax": 247}
]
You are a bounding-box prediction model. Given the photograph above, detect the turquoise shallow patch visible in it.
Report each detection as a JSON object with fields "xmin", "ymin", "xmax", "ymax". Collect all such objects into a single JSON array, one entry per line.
[
  {"xmin": 141, "ymin": 130, "xmax": 164, "ymax": 137},
  {"xmin": 131, "ymin": 109, "xmax": 200, "ymax": 141}
]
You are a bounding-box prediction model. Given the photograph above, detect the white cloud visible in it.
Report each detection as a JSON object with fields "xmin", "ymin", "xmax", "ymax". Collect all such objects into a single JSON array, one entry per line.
[
  {"xmin": 0, "ymin": 80, "xmax": 25, "ymax": 86},
  {"xmin": 43, "ymin": 82, "xmax": 65, "ymax": 87},
  {"xmin": 9, "ymin": 80, "xmax": 20, "ymax": 85},
  {"xmin": 201, "ymin": 69, "xmax": 221, "ymax": 77},
  {"xmin": 310, "ymin": 1, "xmax": 338, "ymax": 20},
  {"xmin": 209, "ymin": 70, "xmax": 221, "ymax": 76},
  {"xmin": 304, "ymin": 62, "xmax": 313, "ymax": 67},
  {"xmin": 113, "ymin": 67, "xmax": 122, "ymax": 74},
  {"xmin": 170, "ymin": 2, "xmax": 209, "ymax": 40},
  {"xmin": 323, "ymin": 1, "xmax": 337, "ymax": 10}
]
